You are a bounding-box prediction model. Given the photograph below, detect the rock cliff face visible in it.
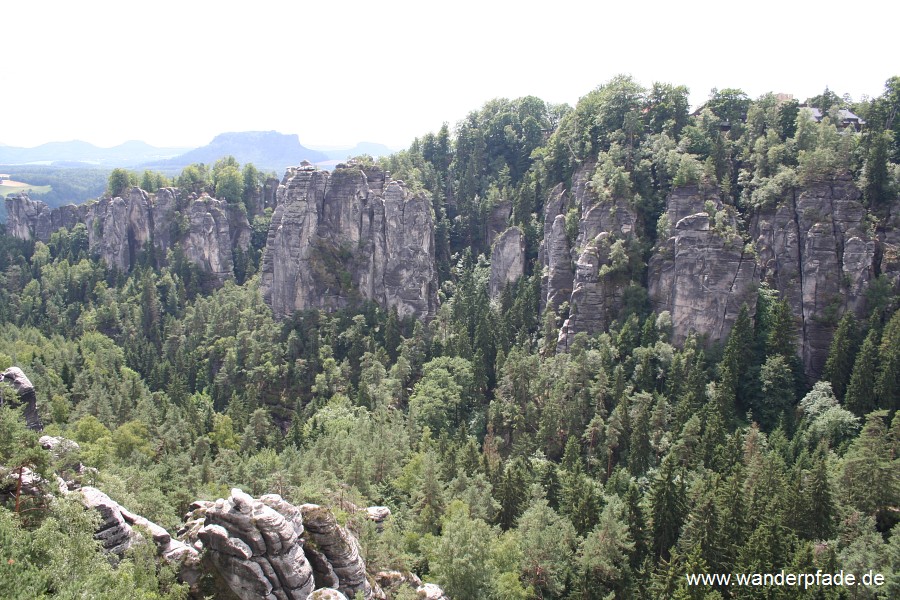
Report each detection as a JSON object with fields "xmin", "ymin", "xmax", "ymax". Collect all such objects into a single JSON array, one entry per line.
[
  {"xmin": 538, "ymin": 162, "xmax": 641, "ymax": 351},
  {"xmin": 540, "ymin": 167, "xmax": 892, "ymax": 379},
  {"xmin": 880, "ymin": 200, "xmax": 900, "ymax": 289},
  {"xmin": 648, "ymin": 185, "xmax": 759, "ymax": 346},
  {"xmin": 4, "ymin": 188, "xmax": 251, "ymax": 280},
  {"xmin": 5, "ymin": 193, "xmax": 52, "ymax": 241},
  {"xmin": 489, "ymin": 226, "xmax": 525, "ymax": 299},
  {"xmin": 540, "ymin": 183, "xmax": 574, "ymax": 314},
  {"xmin": 260, "ymin": 163, "xmax": 437, "ymax": 320},
  {"xmin": 750, "ymin": 174, "xmax": 875, "ymax": 379},
  {"xmin": 82, "ymin": 188, "xmax": 155, "ymax": 271}
]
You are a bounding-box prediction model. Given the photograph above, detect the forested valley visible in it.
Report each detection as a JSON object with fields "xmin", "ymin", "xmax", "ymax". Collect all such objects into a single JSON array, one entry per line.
[{"xmin": 1, "ymin": 76, "xmax": 900, "ymax": 599}]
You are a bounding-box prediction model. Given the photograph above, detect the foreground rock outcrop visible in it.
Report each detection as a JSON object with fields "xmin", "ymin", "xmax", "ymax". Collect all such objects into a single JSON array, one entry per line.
[
  {"xmin": 180, "ymin": 488, "xmax": 381, "ymax": 600},
  {"xmin": 260, "ymin": 163, "xmax": 437, "ymax": 319},
  {"xmin": 77, "ymin": 486, "xmax": 202, "ymax": 585}
]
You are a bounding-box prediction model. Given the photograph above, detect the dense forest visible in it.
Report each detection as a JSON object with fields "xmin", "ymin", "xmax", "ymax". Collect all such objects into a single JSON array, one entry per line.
[
  {"xmin": 0, "ymin": 166, "xmax": 110, "ymax": 221},
  {"xmin": 1, "ymin": 76, "xmax": 900, "ymax": 599}
]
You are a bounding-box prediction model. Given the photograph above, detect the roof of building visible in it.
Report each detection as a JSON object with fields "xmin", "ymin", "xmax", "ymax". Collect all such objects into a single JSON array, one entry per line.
[{"xmin": 802, "ymin": 107, "xmax": 865, "ymax": 125}]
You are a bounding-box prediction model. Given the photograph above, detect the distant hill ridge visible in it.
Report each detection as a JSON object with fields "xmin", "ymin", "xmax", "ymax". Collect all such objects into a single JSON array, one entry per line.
[
  {"xmin": 0, "ymin": 140, "xmax": 188, "ymax": 167},
  {"xmin": 0, "ymin": 133, "xmax": 398, "ymax": 172}
]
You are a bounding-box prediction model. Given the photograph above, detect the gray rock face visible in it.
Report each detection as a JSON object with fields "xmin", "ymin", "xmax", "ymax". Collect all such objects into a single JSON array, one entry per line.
[
  {"xmin": 260, "ymin": 164, "xmax": 437, "ymax": 320},
  {"xmin": 416, "ymin": 583, "xmax": 450, "ymax": 600},
  {"xmin": 539, "ymin": 183, "xmax": 573, "ymax": 314},
  {"xmin": 300, "ymin": 503, "xmax": 374, "ymax": 600},
  {"xmin": 490, "ymin": 226, "xmax": 525, "ymax": 298},
  {"xmin": 182, "ymin": 197, "xmax": 241, "ymax": 280},
  {"xmin": 649, "ymin": 185, "xmax": 759, "ymax": 346},
  {"xmin": 558, "ymin": 182, "xmax": 639, "ymax": 351},
  {"xmin": 263, "ymin": 177, "xmax": 281, "ymax": 211},
  {"xmin": 4, "ymin": 189, "xmax": 250, "ymax": 281},
  {"xmin": 558, "ymin": 232, "xmax": 632, "ymax": 352},
  {"xmin": 186, "ymin": 488, "xmax": 315, "ymax": 600},
  {"xmin": 5, "ymin": 193, "xmax": 52, "ymax": 241},
  {"xmin": 751, "ymin": 175, "xmax": 875, "ymax": 378},
  {"xmin": 82, "ymin": 187, "xmax": 154, "ymax": 271},
  {"xmin": 1, "ymin": 367, "xmax": 42, "ymax": 431},
  {"xmin": 76, "ymin": 486, "xmax": 201, "ymax": 585},
  {"xmin": 181, "ymin": 489, "xmax": 381, "ymax": 600},
  {"xmin": 540, "ymin": 161, "xmax": 640, "ymax": 350},
  {"xmin": 876, "ymin": 195, "xmax": 900, "ymax": 290},
  {"xmin": 308, "ymin": 589, "xmax": 349, "ymax": 600},
  {"xmin": 487, "ymin": 200, "xmax": 512, "ymax": 247}
]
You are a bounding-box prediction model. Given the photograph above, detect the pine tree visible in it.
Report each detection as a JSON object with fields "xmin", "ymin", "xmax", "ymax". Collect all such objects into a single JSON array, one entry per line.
[
  {"xmin": 844, "ymin": 326, "xmax": 880, "ymax": 416},
  {"xmin": 578, "ymin": 497, "xmax": 634, "ymax": 600},
  {"xmin": 840, "ymin": 410, "xmax": 898, "ymax": 519},
  {"xmin": 875, "ymin": 309, "xmax": 900, "ymax": 411},
  {"xmin": 623, "ymin": 481, "xmax": 650, "ymax": 571},
  {"xmin": 805, "ymin": 447, "xmax": 836, "ymax": 540},
  {"xmin": 650, "ymin": 457, "xmax": 687, "ymax": 561},
  {"xmin": 822, "ymin": 311, "xmax": 859, "ymax": 401},
  {"xmin": 497, "ymin": 458, "xmax": 529, "ymax": 530},
  {"xmin": 720, "ymin": 304, "xmax": 753, "ymax": 413}
]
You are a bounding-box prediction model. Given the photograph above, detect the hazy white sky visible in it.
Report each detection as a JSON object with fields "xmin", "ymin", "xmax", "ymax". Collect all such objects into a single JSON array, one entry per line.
[{"xmin": 3, "ymin": 0, "xmax": 896, "ymax": 150}]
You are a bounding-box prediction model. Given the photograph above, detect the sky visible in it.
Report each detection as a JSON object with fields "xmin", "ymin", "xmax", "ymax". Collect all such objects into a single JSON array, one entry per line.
[{"xmin": 3, "ymin": 0, "xmax": 897, "ymax": 151}]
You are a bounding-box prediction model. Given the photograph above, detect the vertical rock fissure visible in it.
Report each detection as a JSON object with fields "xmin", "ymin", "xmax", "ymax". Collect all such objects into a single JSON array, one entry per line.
[
  {"xmin": 790, "ymin": 189, "xmax": 808, "ymax": 350},
  {"xmin": 827, "ymin": 189, "xmax": 844, "ymax": 285},
  {"xmin": 722, "ymin": 246, "xmax": 747, "ymax": 339}
]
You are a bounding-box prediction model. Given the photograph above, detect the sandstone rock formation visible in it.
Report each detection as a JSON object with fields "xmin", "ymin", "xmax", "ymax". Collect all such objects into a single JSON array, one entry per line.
[
  {"xmin": 880, "ymin": 200, "xmax": 900, "ymax": 289},
  {"xmin": 539, "ymin": 183, "xmax": 574, "ymax": 314},
  {"xmin": 308, "ymin": 590, "xmax": 349, "ymax": 600},
  {"xmin": 1, "ymin": 366, "xmax": 43, "ymax": 431},
  {"xmin": 179, "ymin": 488, "xmax": 381, "ymax": 600},
  {"xmin": 81, "ymin": 188, "xmax": 154, "ymax": 271},
  {"xmin": 487, "ymin": 200, "xmax": 512, "ymax": 247},
  {"xmin": 300, "ymin": 503, "xmax": 374, "ymax": 599},
  {"xmin": 648, "ymin": 185, "xmax": 759, "ymax": 346},
  {"xmin": 260, "ymin": 163, "xmax": 437, "ymax": 320},
  {"xmin": 183, "ymin": 489, "xmax": 316, "ymax": 600},
  {"xmin": 489, "ymin": 226, "xmax": 525, "ymax": 299},
  {"xmin": 76, "ymin": 486, "xmax": 202, "ymax": 585},
  {"xmin": 751, "ymin": 174, "xmax": 875, "ymax": 378},
  {"xmin": 4, "ymin": 188, "xmax": 251, "ymax": 281},
  {"xmin": 416, "ymin": 582, "xmax": 451, "ymax": 600},
  {"xmin": 538, "ymin": 161, "xmax": 642, "ymax": 351},
  {"xmin": 4, "ymin": 193, "xmax": 52, "ymax": 241}
]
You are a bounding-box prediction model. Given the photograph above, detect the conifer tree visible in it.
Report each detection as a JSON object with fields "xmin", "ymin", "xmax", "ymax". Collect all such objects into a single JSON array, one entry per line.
[
  {"xmin": 650, "ymin": 457, "xmax": 687, "ymax": 561},
  {"xmin": 840, "ymin": 410, "xmax": 898, "ymax": 519},
  {"xmin": 875, "ymin": 309, "xmax": 900, "ymax": 411},
  {"xmin": 719, "ymin": 304, "xmax": 753, "ymax": 413},
  {"xmin": 844, "ymin": 326, "xmax": 880, "ymax": 416},
  {"xmin": 822, "ymin": 311, "xmax": 859, "ymax": 400}
]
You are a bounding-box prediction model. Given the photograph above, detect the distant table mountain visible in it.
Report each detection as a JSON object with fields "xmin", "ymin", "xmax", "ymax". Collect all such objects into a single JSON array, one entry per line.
[{"xmin": 145, "ymin": 131, "xmax": 329, "ymax": 173}]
